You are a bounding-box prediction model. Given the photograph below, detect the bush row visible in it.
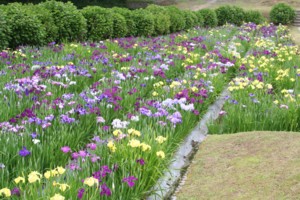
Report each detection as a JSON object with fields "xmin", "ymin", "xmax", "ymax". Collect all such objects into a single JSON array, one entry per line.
[{"xmin": 0, "ymin": 1, "xmax": 267, "ymax": 49}]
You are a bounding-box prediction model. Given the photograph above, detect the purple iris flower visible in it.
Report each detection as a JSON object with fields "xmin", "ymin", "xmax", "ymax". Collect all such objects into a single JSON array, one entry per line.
[
  {"xmin": 100, "ymin": 183, "xmax": 111, "ymax": 196},
  {"xmin": 19, "ymin": 147, "xmax": 31, "ymax": 157},
  {"xmin": 77, "ymin": 188, "xmax": 85, "ymax": 199},
  {"xmin": 136, "ymin": 159, "xmax": 145, "ymax": 166},
  {"xmin": 11, "ymin": 187, "xmax": 21, "ymax": 196},
  {"xmin": 122, "ymin": 176, "xmax": 138, "ymax": 188}
]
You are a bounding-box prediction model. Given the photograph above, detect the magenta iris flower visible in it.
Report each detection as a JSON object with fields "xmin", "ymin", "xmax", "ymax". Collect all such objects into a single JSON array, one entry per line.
[
  {"xmin": 100, "ymin": 183, "xmax": 111, "ymax": 196},
  {"xmin": 19, "ymin": 146, "xmax": 31, "ymax": 157},
  {"xmin": 61, "ymin": 146, "xmax": 71, "ymax": 153},
  {"xmin": 136, "ymin": 159, "xmax": 145, "ymax": 165},
  {"xmin": 122, "ymin": 176, "xmax": 138, "ymax": 188},
  {"xmin": 77, "ymin": 188, "xmax": 85, "ymax": 199},
  {"xmin": 11, "ymin": 187, "xmax": 20, "ymax": 196},
  {"xmin": 87, "ymin": 143, "xmax": 97, "ymax": 150}
]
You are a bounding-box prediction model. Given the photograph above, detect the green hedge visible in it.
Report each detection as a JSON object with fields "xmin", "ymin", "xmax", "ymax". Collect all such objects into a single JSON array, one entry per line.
[
  {"xmin": 0, "ymin": 3, "xmax": 46, "ymax": 48},
  {"xmin": 81, "ymin": 6, "xmax": 113, "ymax": 41},
  {"xmin": 0, "ymin": 11, "xmax": 10, "ymax": 50},
  {"xmin": 0, "ymin": 1, "xmax": 267, "ymax": 50},
  {"xmin": 183, "ymin": 10, "xmax": 199, "ymax": 30},
  {"xmin": 30, "ymin": 4, "xmax": 59, "ymax": 43},
  {"xmin": 112, "ymin": 13, "xmax": 128, "ymax": 38},
  {"xmin": 39, "ymin": 0, "xmax": 87, "ymax": 42},
  {"xmin": 245, "ymin": 10, "xmax": 265, "ymax": 24},
  {"xmin": 166, "ymin": 6, "xmax": 186, "ymax": 32},
  {"xmin": 198, "ymin": 9, "xmax": 218, "ymax": 28},
  {"xmin": 132, "ymin": 9, "xmax": 155, "ymax": 36},
  {"xmin": 270, "ymin": 3, "xmax": 296, "ymax": 25},
  {"xmin": 215, "ymin": 5, "xmax": 245, "ymax": 26},
  {"xmin": 111, "ymin": 7, "xmax": 137, "ymax": 37},
  {"xmin": 195, "ymin": 11, "xmax": 204, "ymax": 27},
  {"xmin": 0, "ymin": 0, "xmax": 127, "ymax": 9},
  {"xmin": 146, "ymin": 5, "xmax": 171, "ymax": 35}
]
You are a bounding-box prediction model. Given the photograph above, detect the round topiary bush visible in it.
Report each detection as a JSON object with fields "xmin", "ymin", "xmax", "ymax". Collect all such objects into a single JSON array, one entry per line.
[
  {"xmin": 0, "ymin": 11, "xmax": 10, "ymax": 50},
  {"xmin": 39, "ymin": 0, "xmax": 87, "ymax": 42},
  {"xmin": 146, "ymin": 5, "xmax": 171, "ymax": 35},
  {"xmin": 231, "ymin": 6, "xmax": 246, "ymax": 26},
  {"xmin": 81, "ymin": 6, "xmax": 113, "ymax": 41},
  {"xmin": 27, "ymin": 4, "xmax": 59, "ymax": 43},
  {"xmin": 111, "ymin": 7, "xmax": 136, "ymax": 37},
  {"xmin": 1, "ymin": 3, "xmax": 46, "ymax": 48},
  {"xmin": 215, "ymin": 5, "xmax": 245, "ymax": 26},
  {"xmin": 132, "ymin": 9, "xmax": 155, "ymax": 37},
  {"xmin": 111, "ymin": 13, "xmax": 128, "ymax": 38},
  {"xmin": 198, "ymin": 9, "xmax": 218, "ymax": 27},
  {"xmin": 183, "ymin": 10, "xmax": 198, "ymax": 30},
  {"xmin": 165, "ymin": 6, "xmax": 186, "ymax": 32},
  {"xmin": 215, "ymin": 5, "xmax": 233, "ymax": 26},
  {"xmin": 270, "ymin": 3, "xmax": 296, "ymax": 25},
  {"xmin": 194, "ymin": 11, "xmax": 204, "ymax": 27},
  {"xmin": 245, "ymin": 10, "xmax": 265, "ymax": 24}
]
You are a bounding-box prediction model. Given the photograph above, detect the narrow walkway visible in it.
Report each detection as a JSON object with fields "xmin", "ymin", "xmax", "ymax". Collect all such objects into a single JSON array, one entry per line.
[
  {"xmin": 289, "ymin": 26, "xmax": 300, "ymax": 45},
  {"xmin": 175, "ymin": 0, "xmax": 217, "ymax": 10},
  {"xmin": 174, "ymin": 131, "xmax": 300, "ymax": 199},
  {"xmin": 190, "ymin": 0, "xmax": 217, "ymax": 11}
]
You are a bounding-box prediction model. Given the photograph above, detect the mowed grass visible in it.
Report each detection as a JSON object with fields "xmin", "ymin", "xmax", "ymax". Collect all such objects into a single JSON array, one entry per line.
[{"xmin": 176, "ymin": 131, "xmax": 300, "ymax": 199}]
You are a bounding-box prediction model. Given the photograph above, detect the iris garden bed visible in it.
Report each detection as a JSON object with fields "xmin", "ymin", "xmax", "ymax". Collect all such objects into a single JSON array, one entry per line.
[
  {"xmin": 209, "ymin": 25, "xmax": 300, "ymax": 134},
  {"xmin": 0, "ymin": 23, "xmax": 297, "ymax": 199}
]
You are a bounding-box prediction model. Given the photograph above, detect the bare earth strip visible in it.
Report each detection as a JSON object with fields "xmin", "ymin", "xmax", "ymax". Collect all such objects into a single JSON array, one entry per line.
[
  {"xmin": 175, "ymin": 131, "xmax": 300, "ymax": 200},
  {"xmin": 190, "ymin": 0, "xmax": 217, "ymax": 11}
]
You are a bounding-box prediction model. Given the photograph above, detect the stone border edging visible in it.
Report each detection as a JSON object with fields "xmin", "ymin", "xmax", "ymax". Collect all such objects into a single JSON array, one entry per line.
[{"xmin": 147, "ymin": 88, "xmax": 230, "ymax": 200}]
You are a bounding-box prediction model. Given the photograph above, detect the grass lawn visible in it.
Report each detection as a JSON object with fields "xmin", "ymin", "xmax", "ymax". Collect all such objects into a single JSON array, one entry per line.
[
  {"xmin": 176, "ymin": 131, "xmax": 300, "ymax": 199},
  {"xmin": 175, "ymin": 0, "xmax": 300, "ymax": 17}
]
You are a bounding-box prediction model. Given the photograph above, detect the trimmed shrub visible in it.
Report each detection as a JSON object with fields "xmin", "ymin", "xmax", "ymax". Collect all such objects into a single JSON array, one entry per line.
[
  {"xmin": 39, "ymin": 0, "xmax": 87, "ymax": 42},
  {"xmin": 81, "ymin": 6, "xmax": 113, "ymax": 41},
  {"xmin": 215, "ymin": 5, "xmax": 245, "ymax": 26},
  {"xmin": 245, "ymin": 10, "xmax": 265, "ymax": 24},
  {"xmin": 194, "ymin": 11, "xmax": 204, "ymax": 27},
  {"xmin": 165, "ymin": 6, "xmax": 186, "ymax": 32},
  {"xmin": 215, "ymin": 5, "xmax": 232, "ymax": 26},
  {"xmin": 231, "ymin": 6, "xmax": 246, "ymax": 26},
  {"xmin": 0, "ymin": 11, "xmax": 10, "ymax": 50},
  {"xmin": 132, "ymin": 9, "xmax": 155, "ymax": 36},
  {"xmin": 183, "ymin": 10, "xmax": 198, "ymax": 30},
  {"xmin": 111, "ymin": 13, "xmax": 128, "ymax": 38},
  {"xmin": 26, "ymin": 4, "xmax": 59, "ymax": 43},
  {"xmin": 198, "ymin": 9, "xmax": 218, "ymax": 27},
  {"xmin": 146, "ymin": 5, "xmax": 171, "ymax": 35},
  {"xmin": 270, "ymin": 3, "xmax": 296, "ymax": 25},
  {"xmin": 111, "ymin": 7, "xmax": 136, "ymax": 36},
  {"xmin": 1, "ymin": 3, "xmax": 46, "ymax": 48}
]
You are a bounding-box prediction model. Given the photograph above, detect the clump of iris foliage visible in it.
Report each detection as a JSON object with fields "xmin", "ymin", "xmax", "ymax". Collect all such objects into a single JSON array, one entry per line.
[{"xmin": 0, "ymin": 22, "xmax": 297, "ymax": 199}]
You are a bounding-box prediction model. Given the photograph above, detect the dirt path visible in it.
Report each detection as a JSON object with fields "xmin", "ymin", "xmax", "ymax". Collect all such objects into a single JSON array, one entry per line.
[
  {"xmin": 190, "ymin": 0, "xmax": 217, "ymax": 10},
  {"xmin": 288, "ymin": 26, "xmax": 300, "ymax": 46}
]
